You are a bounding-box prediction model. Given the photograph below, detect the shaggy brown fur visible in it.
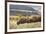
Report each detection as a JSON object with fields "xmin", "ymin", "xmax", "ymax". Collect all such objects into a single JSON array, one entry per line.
[{"xmin": 17, "ymin": 16, "xmax": 41, "ymax": 25}]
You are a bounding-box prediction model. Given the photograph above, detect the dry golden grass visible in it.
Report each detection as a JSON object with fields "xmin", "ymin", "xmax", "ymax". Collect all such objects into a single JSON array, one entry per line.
[
  {"xmin": 9, "ymin": 16, "xmax": 41, "ymax": 29},
  {"xmin": 9, "ymin": 21, "xmax": 41, "ymax": 29}
]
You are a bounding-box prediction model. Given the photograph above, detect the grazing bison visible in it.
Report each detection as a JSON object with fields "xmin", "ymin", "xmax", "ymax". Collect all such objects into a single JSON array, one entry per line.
[{"xmin": 17, "ymin": 15, "xmax": 41, "ymax": 25}]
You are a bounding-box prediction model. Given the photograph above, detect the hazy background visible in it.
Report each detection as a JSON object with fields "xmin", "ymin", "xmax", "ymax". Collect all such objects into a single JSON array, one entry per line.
[{"xmin": 10, "ymin": 5, "xmax": 41, "ymax": 16}]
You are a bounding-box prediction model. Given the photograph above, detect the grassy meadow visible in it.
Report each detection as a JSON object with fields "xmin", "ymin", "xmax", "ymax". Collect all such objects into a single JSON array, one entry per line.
[{"xmin": 9, "ymin": 16, "xmax": 41, "ymax": 29}]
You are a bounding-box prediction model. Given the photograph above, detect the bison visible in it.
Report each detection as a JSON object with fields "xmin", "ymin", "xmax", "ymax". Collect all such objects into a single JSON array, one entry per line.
[{"xmin": 17, "ymin": 15, "xmax": 41, "ymax": 25}]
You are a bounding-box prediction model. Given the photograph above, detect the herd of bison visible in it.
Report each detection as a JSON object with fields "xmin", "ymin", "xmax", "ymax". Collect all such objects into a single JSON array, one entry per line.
[{"xmin": 10, "ymin": 15, "xmax": 41, "ymax": 25}]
